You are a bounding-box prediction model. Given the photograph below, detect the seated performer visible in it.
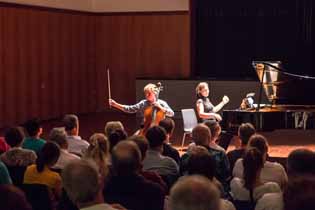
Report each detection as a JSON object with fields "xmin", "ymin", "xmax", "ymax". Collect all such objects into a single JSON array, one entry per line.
[
  {"xmin": 195, "ymin": 82, "xmax": 229, "ymax": 122},
  {"xmin": 109, "ymin": 83, "xmax": 174, "ymax": 134}
]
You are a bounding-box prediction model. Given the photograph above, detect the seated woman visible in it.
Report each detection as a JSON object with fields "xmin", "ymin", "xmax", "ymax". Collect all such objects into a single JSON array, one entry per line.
[
  {"xmin": 195, "ymin": 82, "xmax": 229, "ymax": 122},
  {"xmin": 23, "ymin": 142, "xmax": 61, "ymax": 199},
  {"xmin": 230, "ymin": 147, "xmax": 281, "ymax": 202},
  {"xmin": 83, "ymin": 133, "xmax": 110, "ymax": 177}
]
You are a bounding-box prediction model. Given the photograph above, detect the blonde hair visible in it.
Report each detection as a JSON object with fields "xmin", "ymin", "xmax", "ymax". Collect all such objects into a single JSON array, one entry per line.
[
  {"xmin": 195, "ymin": 82, "xmax": 209, "ymax": 97},
  {"xmin": 84, "ymin": 133, "xmax": 110, "ymax": 177},
  {"xmin": 104, "ymin": 121, "xmax": 124, "ymax": 137},
  {"xmin": 143, "ymin": 83, "xmax": 158, "ymax": 95}
]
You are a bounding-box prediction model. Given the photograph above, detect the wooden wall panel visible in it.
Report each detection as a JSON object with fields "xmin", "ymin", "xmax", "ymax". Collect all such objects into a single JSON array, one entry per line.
[
  {"xmin": 0, "ymin": 3, "xmax": 190, "ymax": 127},
  {"xmin": 0, "ymin": 5, "xmax": 98, "ymax": 127},
  {"xmin": 95, "ymin": 13, "xmax": 190, "ymax": 110},
  {"xmin": 0, "ymin": 7, "xmax": 3, "ymax": 128}
]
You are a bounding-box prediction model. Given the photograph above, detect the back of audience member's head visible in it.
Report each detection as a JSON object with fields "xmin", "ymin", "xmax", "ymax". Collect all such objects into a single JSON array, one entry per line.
[
  {"xmin": 238, "ymin": 123, "xmax": 256, "ymax": 145},
  {"xmin": 159, "ymin": 118, "xmax": 175, "ymax": 136},
  {"xmin": 145, "ymin": 126, "xmax": 167, "ymax": 149},
  {"xmin": 169, "ymin": 175, "xmax": 220, "ymax": 210},
  {"xmin": 85, "ymin": 133, "xmax": 110, "ymax": 176},
  {"xmin": 108, "ymin": 129, "xmax": 127, "ymax": 152},
  {"xmin": 287, "ymin": 149, "xmax": 315, "ymax": 176},
  {"xmin": 247, "ymin": 134, "xmax": 268, "ymax": 156},
  {"xmin": 0, "ymin": 184, "xmax": 32, "ymax": 210},
  {"xmin": 24, "ymin": 118, "xmax": 42, "ymax": 137},
  {"xmin": 4, "ymin": 127, "xmax": 25, "ymax": 147},
  {"xmin": 243, "ymin": 147, "xmax": 264, "ymax": 191},
  {"xmin": 187, "ymin": 146, "xmax": 216, "ymax": 180},
  {"xmin": 36, "ymin": 142, "xmax": 60, "ymax": 172},
  {"xmin": 63, "ymin": 114, "xmax": 79, "ymax": 134},
  {"xmin": 104, "ymin": 121, "xmax": 124, "ymax": 137},
  {"xmin": 203, "ymin": 120, "xmax": 221, "ymax": 140},
  {"xmin": 62, "ymin": 159, "xmax": 101, "ymax": 206},
  {"xmin": 284, "ymin": 175, "xmax": 315, "ymax": 210},
  {"xmin": 128, "ymin": 135, "xmax": 149, "ymax": 161},
  {"xmin": 111, "ymin": 141, "xmax": 141, "ymax": 176},
  {"xmin": 49, "ymin": 128, "xmax": 67, "ymax": 149},
  {"xmin": 192, "ymin": 124, "xmax": 211, "ymax": 147}
]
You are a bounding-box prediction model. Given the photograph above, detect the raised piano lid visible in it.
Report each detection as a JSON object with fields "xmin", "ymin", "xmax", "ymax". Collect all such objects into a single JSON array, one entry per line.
[{"xmin": 252, "ymin": 61, "xmax": 315, "ymax": 106}]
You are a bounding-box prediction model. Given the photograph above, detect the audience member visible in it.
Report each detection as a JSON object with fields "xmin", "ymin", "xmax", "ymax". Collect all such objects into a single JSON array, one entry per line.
[
  {"xmin": 22, "ymin": 118, "xmax": 46, "ymax": 154},
  {"xmin": 128, "ymin": 135, "xmax": 168, "ymax": 193},
  {"xmin": 233, "ymin": 134, "xmax": 288, "ymax": 189},
  {"xmin": 63, "ymin": 114, "xmax": 89, "ymax": 156},
  {"xmin": 49, "ymin": 128, "xmax": 79, "ymax": 170},
  {"xmin": 287, "ymin": 148, "xmax": 315, "ymax": 176},
  {"xmin": 23, "ymin": 142, "xmax": 61, "ymax": 198},
  {"xmin": 181, "ymin": 124, "xmax": 230, "ymax": 193},
  {"xmin": 0, "ymin": 161, "xmax": 12, "ymax": 184},
  {"xmin": 159, "ymin": 118, "xmax": 180, "ymax": 164},
  {"xmin": 204, "ymin": 120, "xmax": 225, "ymax": 152},
  {"xmin": 83, "ymin": 133, "xmax": 110, "ymax": 177},
  {"xmin": 187, "ymin": 146, "xmax": 235, "ymax": 209},
  {"xmin": 256, "ymin": 175, "xmax": 315, "ymax": 210},
  {"xmin": 230, "ymin": 147, "xmax": 281, "ymax": 202},
  {"xmin": 1, "ymin": 127, "xmax": 36, "ymax": 167},
  {"xmin": 0, "ymin": 137, "xmax": 10, "ymax": 155},
  {"xmin": 143, "ymin": 126, "xmax": 179, "ymax": 187},
  {"xmin": 104, "ymin": 141, "xmax": 164, "ymax": 210},
  {"xmin": 227, "ymin": 123, "xmax": 255, "ymax": 171},
  {"xmin": 108, "ymin": 129, "xmax": 127, "ymax": 152},
  {"xmin": 104, "ymin": 121, "xmax": 124, "ymax": 137},
  {"xmin": 169, "ymin": 175, "xmax": 221, "ymax": 210},
  {"xmin": 62, "ymin": 159, "xmax": 119, "ymax": 210}
]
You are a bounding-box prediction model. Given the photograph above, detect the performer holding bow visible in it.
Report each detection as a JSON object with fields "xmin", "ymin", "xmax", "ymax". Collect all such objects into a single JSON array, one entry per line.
[
  {"xmin": 195, "ymin": 82, "xmax": 229, "ymax": 122},
  {"xmin": 109, "ymin": 83, "xmax": 174, "ymax": 135}
]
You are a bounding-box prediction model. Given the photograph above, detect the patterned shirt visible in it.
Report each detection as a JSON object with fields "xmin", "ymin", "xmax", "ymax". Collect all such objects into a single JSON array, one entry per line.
[
  {"xmin": 123, "ymin": 99, "xmax": 174, "ymax": 117},
  {"xmin": 0, "ymin": 147, "xmax": 37, "ymax": 167}
]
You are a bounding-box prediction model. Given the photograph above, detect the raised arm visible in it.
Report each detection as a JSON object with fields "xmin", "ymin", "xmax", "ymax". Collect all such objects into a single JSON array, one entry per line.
[
  {"xmin": 213, "ymin": 95, "xmax": 229, "ymax": 113},
  {"xmin": 109, "ymin": 99, "xmax": 146, "ymax": 113}
]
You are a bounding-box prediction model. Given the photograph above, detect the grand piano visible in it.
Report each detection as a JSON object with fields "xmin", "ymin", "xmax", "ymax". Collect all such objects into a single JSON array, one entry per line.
[{"xmin": 222, "ymin": 61, "xmax": 315, "ymax": 132}]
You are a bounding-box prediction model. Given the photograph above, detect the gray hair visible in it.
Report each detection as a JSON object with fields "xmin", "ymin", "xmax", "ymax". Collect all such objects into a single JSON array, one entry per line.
[
  {"xmin": 169, "ymin": 175, "xmax": 220, "ymax": 210},
  {"xmin": 61, "ymin": 159, "xmax": 100, "ymax": 204},
  {"xmin": 49, "ymin": 127, "xmax": 67, "ymax": 147}
]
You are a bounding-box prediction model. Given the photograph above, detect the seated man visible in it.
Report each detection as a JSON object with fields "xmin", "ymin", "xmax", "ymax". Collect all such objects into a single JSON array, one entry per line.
[
  {"xmin": 63, "ymin": 114, "xmax": 89, "ymax": 156},
  {"xmin": 104, "ymin": 141, "xmax": 164, "ymax": 210},
  {"xmin": 143, "ymin": 126, "xmax": 179, "ymax": 187},
  {"xmin": 22, "ymin": 118, "xmax": 46, "ymax": 154},
  {"xmin": 159, "ymin": 118, "xmax": 180, "ymax": 164},
  {"xmin": 62, "ymin": 159, "xmax": 119, "ymax": 210}
]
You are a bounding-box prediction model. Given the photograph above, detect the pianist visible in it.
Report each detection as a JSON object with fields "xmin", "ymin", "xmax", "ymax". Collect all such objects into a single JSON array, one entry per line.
[{"xmin": 195, "ymin": 82, "xmax": 229, "ymax": 122}]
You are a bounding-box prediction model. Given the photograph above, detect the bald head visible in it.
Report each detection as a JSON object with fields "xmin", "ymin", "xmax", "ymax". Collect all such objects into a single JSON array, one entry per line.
[
  {"xmin": 192, "ymin": 124, "xmax": 211, "ymax": 146},
  {"xmin": 170, "ymin": 175, "xmax": 220, "ymax": 210}
]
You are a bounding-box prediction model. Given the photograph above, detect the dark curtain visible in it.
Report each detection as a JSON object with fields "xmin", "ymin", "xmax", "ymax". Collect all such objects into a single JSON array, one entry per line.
[{"xmin": 192, "ymin": 0, "xmax": 314, "ymax": 79}]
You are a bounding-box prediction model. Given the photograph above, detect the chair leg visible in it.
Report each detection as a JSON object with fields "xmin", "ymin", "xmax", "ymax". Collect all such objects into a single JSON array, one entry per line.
[{"xmin": 181, "ymin": 133, "xmax": 187, "ymax": 150}]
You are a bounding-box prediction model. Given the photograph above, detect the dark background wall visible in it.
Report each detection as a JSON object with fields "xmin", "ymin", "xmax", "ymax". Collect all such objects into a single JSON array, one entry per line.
[
  {"xmin": 192, "ymin": 0, "xmax": 315, "ymax": 79},
  {"xmin": 0, "ymin": 3, "xmax": 190, "ymax": 128}
]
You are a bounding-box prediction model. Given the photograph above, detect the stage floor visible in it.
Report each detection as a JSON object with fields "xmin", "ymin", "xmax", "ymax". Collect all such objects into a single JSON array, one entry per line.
[{"xmin": 12, "ymin": 111, "xmax": 315, "ymax": 159}]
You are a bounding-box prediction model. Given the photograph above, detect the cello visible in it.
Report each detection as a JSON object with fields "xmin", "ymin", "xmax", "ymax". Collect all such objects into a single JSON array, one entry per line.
[{"xmin": 139, "ymin": 82, "xmax": 166, "ymax": 135}]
